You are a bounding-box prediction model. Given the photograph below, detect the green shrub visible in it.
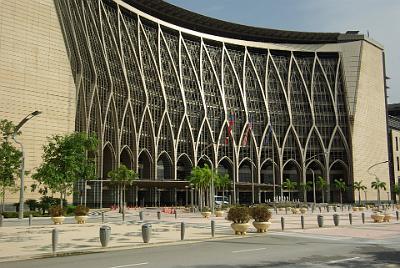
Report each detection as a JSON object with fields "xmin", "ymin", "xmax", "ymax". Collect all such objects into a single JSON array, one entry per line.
[
  {"xmin": 250, "ymin": 205, "xmax": 272, "ymax": 222},
  {"xmin": 227, "ymin": 206, "xmax": 250, "ymax": 223},
  {"xmin": 2, "ymin": 211, "xmax": 42, "ymax": 218},
  {"xmin": 25, "ymin": 199, "xmax": 39, "ymax": 211},
  {"xmin": 38, "ymin": 196, "xmax": 67, "ymax": 214},
  {"xmin": 49, "ymin": 205, "xmax": 65, "ymax": 217},
  {"xmin": 74, "ymin": 205, "xmax": 89, "ymax": 216},
  {"xmin": 66, "ymin": 205, "xmax": 76, "ymax": 215},
  {"xmin": 201, "ymin": 206, "xmax": 211, "ymax": 212}
]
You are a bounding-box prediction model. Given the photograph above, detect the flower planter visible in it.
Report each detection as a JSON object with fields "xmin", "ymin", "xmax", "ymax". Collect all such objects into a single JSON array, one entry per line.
[
  {"xmin": 371, "ymin": 213, "xmax": 385, "ymax": 223},
  {"xmin": 383, "ymin": 214, "xmax": 392, "ymax": 222},
  {"xmin": 52, "ymin": 216, "xmax": 65, "ymax": 225},
  {"xmin": 201, "ymin": 212, "xmax": 211, "ymax": 218},
  {"xmin": 300, "ymin": 208, "xmax": 307, "ymax": 214},
  {"xmin": 396, "ymin": 204, "xmax": 400, "ymax": 210},
  {"xmin": 75, "ymin": 215, "xmax": 88, "ymax": 224},
  {"xmin": 359, "ymin": 207, "xmax": 366, "ymax": 212},
  {"xmin": 231, "ymin": 223, "xmax": 250, "ymax": 235},
  {"xmin": 215, "ymin": 210, "xmax": 224, "ymax": 217},
  {"xmin": 352, "ymin": 207, "xmax": 359, "ymax": 212},
  {"xmin": 291, "ymin": 208, "xmax": 300, "ymax": 214},
  {"xmin": 252, "ymin": 221, "xmax": 271, "ymax": 233}
]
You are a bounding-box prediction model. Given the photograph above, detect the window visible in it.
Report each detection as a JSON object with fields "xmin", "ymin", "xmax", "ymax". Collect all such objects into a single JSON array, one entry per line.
[
  {"xmin": 397, "ymin": 157, "xmax": 399, "ymax": 171},
  {"xmin": 396, "ymin": 137, "xmax": 399, "ymax": 151}
]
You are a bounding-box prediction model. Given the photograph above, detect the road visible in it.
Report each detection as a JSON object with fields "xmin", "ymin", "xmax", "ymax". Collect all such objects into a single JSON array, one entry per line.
[{"xmin": 3, "ymin": 231, "xmax": 400, "ymax": 268}]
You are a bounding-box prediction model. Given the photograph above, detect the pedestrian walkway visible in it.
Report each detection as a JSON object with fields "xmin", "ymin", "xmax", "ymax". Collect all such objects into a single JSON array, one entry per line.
[{"xmin": 0, "ymin": 207, "xmax": 399, "ymax": 263}]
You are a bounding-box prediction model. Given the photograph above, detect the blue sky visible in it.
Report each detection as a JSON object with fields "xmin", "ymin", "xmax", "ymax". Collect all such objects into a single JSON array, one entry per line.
[{"xmin": 166, "ymin": 0, "xmax": 400, "ymax": 104}]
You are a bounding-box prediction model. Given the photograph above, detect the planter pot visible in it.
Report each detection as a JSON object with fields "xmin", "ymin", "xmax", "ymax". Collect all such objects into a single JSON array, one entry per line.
[
  {"xmin": 231, "ymin": 223, "xmax": 250, "ymax": 235},
  {"xmin": 396, "ymin": 204, "xmax": 400, "ymax": 210},
  {"xmin": 278, "ymin": 208, "xmax": 285, "ymax": 212},
  {"xmin": 359, "ymin": 207, "xmax": 366, "ymax": 212},
  {"xmin": 291, "ymin": 208, "xmax": 300, "ymax": 214},
  {"xmin": 383, "ymin": 214, "xmax": 392, "ymax": 222},
  {"xmin": 252, "ymin": 221, "xmax": 271, "ymax": 233},
  {"xmin": 317, "ymin": 215, "xmax": 324, "ymax": 227},
  {"xmin": 201, "ymin": 212, "xmax": 211, "ymax": 218},
  {"xmin": 52, "ymin": 216, "xmax": 65, "ymax": 225},
  {"xmin": 215, "ymin": 211, "xmax": 224, "ymax": 217},
  {"xmin": 300, "ymin": 208, "xmax": 308, "ymax": 214},
  {"xmin": 371, "ymin": 213, "xmax": 385, "ymax": 223},
  {"xmin": 352, "ymin": 207, "xmax": 359, "ymax": 212},
  {"xmin": 75, "ymin": 215, "xmax": 88, "ymax": 224},
  {"xmin": 333, "ymin": 214, "xmax": 340, "ymax": 226}
]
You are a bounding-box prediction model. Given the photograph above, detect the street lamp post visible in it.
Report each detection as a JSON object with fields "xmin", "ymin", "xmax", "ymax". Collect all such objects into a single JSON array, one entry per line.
[
  {"xmin": 367, "ymin": 160, "xmax": 389, "ymax": 205},
  {"xmin": 12, "ymin": 110, "xmax": 42, "ymax": 219},
  {"xmin": 364, "ymin": 190, "xmax": 367, "ymax": 205}
]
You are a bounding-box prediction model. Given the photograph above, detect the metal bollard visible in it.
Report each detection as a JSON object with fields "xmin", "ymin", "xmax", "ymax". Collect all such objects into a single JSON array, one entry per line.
[
  {"xmin": 122, "ymin": 209, "xmax": 125, "ymax": 222},
  {"xmin": 29, "ymin": 214, "xmax": 33, "ymax": 226},
  {"xmin": 361, "ymin": 212, "xmax": 365, "ymax": 224},
  {"xmin": 301, "ymin": 215, "xmax": 304, "ymax": 229},
  {"xmin": 396, "ymin": 211, "xmax": 399, "ymax": 221},
  {"xmin": 281, "ymin": 217, "xmax": 285, "ymax": 231},
  {"xmin": 317, "ymin": 215, "xmax": 324, "ymax": 228},
  {"xmin": 348, "ymin": 213, "xmax": 353, "ymax": 225},
  {"xmin": 341, "ymin": 206, "xmax": 343, "ymax": 212},
  {"xmin": 139, "ymin": 211, "xmax": 144, "ymax": 221},
  {"xmin": 181, "ymin": 222, "xmax": 185, "ymax": 240},
  {"xmin": 175, "ymin": 210, "xmax": 178, "ymax": 219},
  {"xmin": 142, "ymin": 223, "xmax": 152, "ymax": 243},
  {"xmin": 0, "ymin": 214, "xmax": 3, "ymax": 227},
  {"xmin": 211, "ymin": 220, "xmax": 215, "ymax": 238},
  {"xmin": 99, "ymin": 225, "xmax": 111, "ymax": 247},
  {"xmin": 319, "ymin": 207, "xmax": 322, "ymax": 213},
  {"xmin": 157, "ymin": 211, "xmax": 161, "ymax": 220},
  {"xmin": 333, "ymin": 214, "xmax": 339, "ymax": 226},
  {"xmin": 101, "ymin": 212, "xmax": 105, "ymax": 224},
  {"xmin": 285, "ymin": 207, "xmax": 288, "ymax": 215},
  {"xmin": 52, "ymin": 228, "xmax": 59, "ymax": 254}
]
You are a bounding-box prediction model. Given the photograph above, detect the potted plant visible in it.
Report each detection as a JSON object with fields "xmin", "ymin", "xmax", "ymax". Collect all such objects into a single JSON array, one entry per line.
[
  {"xmin": 74, "ymin": 205, "xmax": 89, "ymax": 224},
  {"xmin": 250, "ymin": 205, "xmax": 272, "ymax": 233},
  {"xmin": 291, "ymin": 207, "xmax": 300, "ymax": 214},
  {"xmin": 371, "ymin": 211, "xmax": 385, "ymax": 223},
  {"xmin": 49, "ymin": 205, "xmax": 65, "ymax": 224},
  {"xmin": 227, "ymin": 206, "xmax": 250, "ymax": 235},
  {"xmin": 383, "ymin": 212, "xmax": 392, "ymax": 222},
  {"xmin": 300, "ymin": 206, "xmax": 308, "ymax": 214},
  {"xmin": 201, "ymin": 206, "xmax": 211, "ymax": 218},
  {"xmin": 215, "ymin": 207, "xmax": 225, "ymax": 217}
]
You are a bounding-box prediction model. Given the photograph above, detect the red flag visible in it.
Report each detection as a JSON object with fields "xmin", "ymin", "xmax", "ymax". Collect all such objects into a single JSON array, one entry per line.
[
  {"xmin": 225, "ymin": 111, "xmax": 235, "ymax": 144},
  {"xmin": 242, "ymin": 116, "xmax": 253, "ymax": 146}
]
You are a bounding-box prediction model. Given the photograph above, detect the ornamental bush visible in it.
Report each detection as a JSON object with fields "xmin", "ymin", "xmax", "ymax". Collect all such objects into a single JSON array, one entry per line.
[
  {"xmin": 227, "ymin": 206, "xmax": 250, "ymax": 224},
  {"xmin": 49, "ymin": 205, "xmax": 65, "ymax": 217},
  {"xmin": 249, "ymin": 205, "xmax": 272, "ymax": 222},
  {"xmin": 74, "ymin": 205, "xmax": 89, "ymax": 216}
]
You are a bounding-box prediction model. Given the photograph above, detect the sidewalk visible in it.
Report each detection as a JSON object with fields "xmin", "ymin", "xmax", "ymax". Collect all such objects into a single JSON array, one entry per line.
[{"xmin": 0, "ymin": 208, "xmax": 399, "ymax": 263}]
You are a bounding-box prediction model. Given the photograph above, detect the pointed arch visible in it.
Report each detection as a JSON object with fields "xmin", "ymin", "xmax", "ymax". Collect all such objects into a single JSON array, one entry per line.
[
  {"xmin": 217, "ymin": 121, "xmax": 236, "ymax": 162},
  {"xmin": 196, "ymin": 119, "xmax": 216, "ymax": 165},
  {"xmin": 238, "ymin": 127, "xmax": 258, "ymax": 165},
  {"xmin": 157, "ymin": 114, "xmax": 175, "ymax": 159},
  {"xmin": 282, "ymin": 127, "xmax": 303, "ymax": 164},
  {"xmin": 218, "ymin": 156, "xmax": 234, "ymax": 183},
  {"xmin": 304, "ymin": 127, "xmax": 326, "ymax": 164},
  {"xmin": 238, "ymin": 158, "xmax": 256, "ymax": 183},
  {"xmin": 120, "ymin": 103, "xmax": 136, "ymax": 154},
  {"xmin": 157, "ymin": 151, "xmax": 173, "ymax": 180},
  {"xmin": 260, "ymin": 126, "xmax": 280, "ymax": 167},
  {"xmin": 138, "ymin": 149, "xmax": 152, "ymax": 180},
  {"xmin": 120, "ymin": 146, "xmax": 134, "ymax": 170},
  {"xmin": 139, "ymin": 109, "xmax": 155, "ymax": 163},
  {"xmin": 177, "ymin": 117, "xmax": 195, "ymax": 164},
  {"xmin": 102, "ymin": 142, "xmax": 116, "ymax": 178},
  {"xmin": 282, "ymin": 160, "xmax": 301, "ymax": 186},
  {"xmin": 177, "ymin": 153, "xmax": 193, "ymax": 181},
  {"xmin": 328, "ymin": 127, "xmax": 350, "ymax": 165},
  {"xmin": 103, "ymin": 100, "xmax": 119, "ymax": 149},
  {"xmin": 329, "ymin": 160, "xmax": 350, "ymax": 203}
]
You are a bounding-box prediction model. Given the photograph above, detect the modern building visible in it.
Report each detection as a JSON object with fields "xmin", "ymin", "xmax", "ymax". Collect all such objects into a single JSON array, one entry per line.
[
  {"xmin": 387, "ymin": 104, "xmax": 400, "ymax": 202},
  {"xmin": 0, "ymin": 0, "xmax": 390, "ymax": 207}
]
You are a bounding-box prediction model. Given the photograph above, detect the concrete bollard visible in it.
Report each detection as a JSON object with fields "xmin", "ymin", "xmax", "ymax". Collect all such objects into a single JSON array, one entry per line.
[
  {"xmin": 362, "ymin": 212, "xmax": 365, "ymax": 224},
  {"xmin": 142, "ymin": 224, "xmax": 152, "ymax": 243},
  {"xmin": 317, "ymin": 215, "xmax": 324, "ymax": 228},
  {"xmin": 52, "ymin": 228, "xmax": 59, "ymax": 254},
  {"xmin": 101, "ymin": 212, "xmax": 105, "ymax": 224},
  {"xmin": 396, "ymin": 211, "xmax": 399, "ymax": 221},
  {"xmin": 139, "ymin": 211, "xmax": 144, "ymax": 221},
  {"xmin": 301, "ymin": 215, "xmax": 304, "ymax": 229},
  {"xmin": 29, "ymin": 214, "xmax": 33, "ymax": 226},
  {"xmin": 211, "ymin": 220, "xmax": 215, "ymax": 238},
  {"xmin": 333, "ymin": 214, "xmax": 339, "ymax": 226},
  {"xmin": 0, "ymin": 214, "xmax": 3, "ymax": 227},
  {"xmin": 281, "ymin": 217, "xmax": 285, "ymax": 231},
  {"xmin": 157, "ymin": 211, "xmax": 161, "ymax": 220},
  {"xmin": 181, "ymin": 222, "xmax": 185, "ymax": 240},
  {"xmin": 348, "ymin": 213, "xmax": 353, "ymax": 225},
  {"xmin": 122, "ymin": 210, "xmax": 125, "ymax": 222},
  {"xmin": 99, "ymin": 225, "xmax": 111, "ymax": 247}
]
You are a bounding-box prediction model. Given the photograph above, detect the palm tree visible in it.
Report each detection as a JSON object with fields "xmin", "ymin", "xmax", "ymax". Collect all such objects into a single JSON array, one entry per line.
[
  {"xmin": 371, "ymin": 178, "xmax": 386, "ymax": 206},
  {"xmin": 316, "ymin": 176, "xmax": 328, "ymax": 203},
  {"xmin": 108, "ymin": 164, "xmax": 138, "ymax": 212},
  {"xmin": 189, "ymin": 164, "xmax": 213, "ymax": 209},
  {"xmin": 214, "ymin": 173, "xmax": 230, "ymax": 204},
  {"xmin": 353, "ymin": 181, "xmax": 367, "ymax": 205},
  {"xmin": 393, "ymin": 183, "xmax": 400, "ymax": 204},
  {"xmin": 298, "ymin": 181, "xmax": 312, "ymax": 202},
  {"xmin": 334, "ymin": 178, "xmax": 346, "ymax": 204},
  {"xmin": 282, "ymin": 178, "xmax": 297, "ymax": 201}
]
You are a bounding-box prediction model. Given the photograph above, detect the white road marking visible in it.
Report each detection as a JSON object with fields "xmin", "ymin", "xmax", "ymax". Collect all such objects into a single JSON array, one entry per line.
[
  {"xmin": 109, "ymin": 262, "xmax": 149, "ymax": 268},
  {"xmin": 269, "ymin": 231, "xmax": 351, "ymax": 241},
  {"xmin": 326, "ymin": 257, "xmax": 360, "ymax": 264},
  {"xmin": 232, "ymin": 248, "xmax": 266, "ymax": 253}
]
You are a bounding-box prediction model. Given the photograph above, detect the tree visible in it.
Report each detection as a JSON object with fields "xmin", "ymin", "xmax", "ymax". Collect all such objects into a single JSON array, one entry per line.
[
  {"xmin": 32, "ymin": 132, "xmax": 98, "ymax": 208},
  {"xmin": 189, "ymin": 164, "xmax": 213, "ymax": 209},
  {"xmin": 298, "ymin": 181, "xmax": 312, "ymax": 202},
  {"xmin": 334, "ymin": 178, "xmax": 346, "ymax": 204},
  {"xmin": 316, "ymin": 176, "xmax": 328, "ymax": 203},
  {"xmin": 108, "ymin": 164, "xmax": 138, "ymax": 212},
  {"xmin": 371, "ymin": 178, "xmax": 386, "ymax": 206},
  {"xmin": 393, "ymin": 183, "xmax": 400, "ymax": 204},
  {"xmin": 214, "ymin": 172, "xmax": 230, "ymax": 204},
  {"xmin": 353, "ymin": 181, "xmax": 367, "ymax": 205},
  {"xmin": 0, "ymin": 119, "xmax": 22, "ymax": 213},
  {"xmin": 282, "ymin": 178, "xmax": 297, "ymax": 201}
]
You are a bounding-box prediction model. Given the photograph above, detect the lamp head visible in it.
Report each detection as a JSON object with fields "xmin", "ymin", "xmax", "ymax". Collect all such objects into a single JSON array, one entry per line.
[{"xmin": 32, "ymin": 110, "xmax": 42, "ymax": 116}]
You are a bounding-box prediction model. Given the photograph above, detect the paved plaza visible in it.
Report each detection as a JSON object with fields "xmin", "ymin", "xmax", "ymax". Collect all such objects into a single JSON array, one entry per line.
[{"xmin": 0, "ymin": 207, "xmax": 399, "ymax": 263}]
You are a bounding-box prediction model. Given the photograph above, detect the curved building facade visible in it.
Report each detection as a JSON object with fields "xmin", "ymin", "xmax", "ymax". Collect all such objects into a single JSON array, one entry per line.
[{"xmin": 51, "ymin": 0, "xmax": 389, "ymax": 206}]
